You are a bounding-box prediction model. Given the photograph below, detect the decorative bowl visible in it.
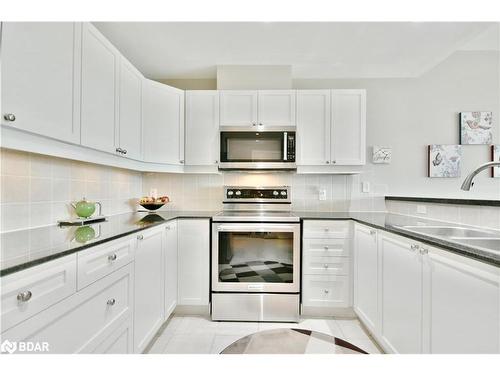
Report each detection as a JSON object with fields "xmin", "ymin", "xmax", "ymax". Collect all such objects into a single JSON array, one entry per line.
[{"xmin": 139, "ymin": 202, "xmax": 165, "ymax": 211}]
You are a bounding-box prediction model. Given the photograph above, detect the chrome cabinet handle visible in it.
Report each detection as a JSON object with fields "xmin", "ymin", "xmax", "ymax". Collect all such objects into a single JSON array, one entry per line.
[
  {"xmin": 137, "ymin": 234, "xmax": 144, "ymax": 240},
  {"xmin": 4, "ymin": 113, "xmax": 16, "ymax": 122},
  {"xmin": 116, "ymin": 147, "xmax": 124, "ymax": 154},
  {"xmin": 410, "ymin": 244, "xmax": 419, "ymax": 252},
  {"xmin": 370, "ymin": 230, "xmax": 376, "ymax": 235},
  {"xmin": 324, "ymin": 228, "xmax": 329, "ymax": 232},
  {"xmin": 108, "ymin": 253, "xmax": 117, "ymax": 261},
  {"xmin": 323, "ymin": 264, "xmax": 329, "ymax": 269},
  {"xmin": 165, "ymin": 226, "xmax": 170, "ymax": 230},
  {"xmin": 180, "ymin": 160, "xmax": 184, "ymax": 164},
  {"xmin": 419, "ymin": 247, "xmax": 429, "ymax": 255},
  {"xmin": 17, "ymin": 291, "xmax": 32, "ymax": 302},
  {"xmin": 258, "ymin": 123, "xmax": 263, "ymax": 126},
  {"xmin": 107, "ymin": 298, "xmax": 116, "ymax": 306},
  {"xmin": 215, "ymin": 160, "xmax": 218, "ymax": 164},
  {"xmin": 324, "ymin": 246, "xmax": 329, "ymax": 250},
  {"xmin": 326, "ymin": 160, "xmax": 330, "ymax": 164},
  {"xmin": 332, "ymin": 160, "xmax": 337, "ymax": 164},
  {"xmin": 122, "ymin": 149, "xmax": 127, "ymax": 155},
  {"xmin": 252, "ymin": 123, "xmax": 256, "ymax": 127},
  {"xmin": 324, "ymin": 289, "xmax": 329, "ymax": 294}
]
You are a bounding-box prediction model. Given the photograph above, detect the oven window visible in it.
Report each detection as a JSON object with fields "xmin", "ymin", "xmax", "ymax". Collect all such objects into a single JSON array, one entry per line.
[
  {"xmin": 218, "ymin": 232, "xmax": 294, "ymax": 283},
  {"xmin": 220, "ymin": 132, "xmax": 284, "ymax": 162}
]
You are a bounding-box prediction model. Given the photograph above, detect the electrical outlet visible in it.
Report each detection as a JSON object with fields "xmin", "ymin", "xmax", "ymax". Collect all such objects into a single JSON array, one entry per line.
[
  {"xmin": 361, "ymin": 181, "xmax": 370, "ymax": 193},
  {"xmin": 318, "ymin": 189, "xmax": 327, "ymax": 201},
  {"xmin": 416, "ymin": 205, "xmax": 427, "ymax": 214}
]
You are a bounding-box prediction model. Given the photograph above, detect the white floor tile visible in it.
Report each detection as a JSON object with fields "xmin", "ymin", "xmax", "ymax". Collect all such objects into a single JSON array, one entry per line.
[
  {"xmin": 210, "ymin": 335, "xmax": 243, "ymax": 354},
  {"xmin": 163, "ymin": 333, "xmax": 215, "ymax": 354},
  {"xmin": 336, "ymin": 319, "xmax": 371, "ymax": 340},
  {"xmin": 258, "ymin": 322, "xmax": 300, "ymax": 331},
  {"xmin": 298, "ymin": 318, "xmax": 336, "ymax": 336},
  {"xmin": 215, "ymin": 321, "xmax": 260, "ymax": 336},
  {"xmin": 175, "ymin": 315, "xmax": 220, "ymax": 334},
  {"xmin": 346, "ymin": 338, "xmax": 382, "ymax": 354}
]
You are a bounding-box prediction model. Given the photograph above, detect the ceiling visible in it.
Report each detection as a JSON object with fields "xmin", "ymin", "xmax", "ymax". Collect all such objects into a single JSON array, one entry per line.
[{"xmin": 94, "ymin": 22, "xmax": 497, "ymax": 79}]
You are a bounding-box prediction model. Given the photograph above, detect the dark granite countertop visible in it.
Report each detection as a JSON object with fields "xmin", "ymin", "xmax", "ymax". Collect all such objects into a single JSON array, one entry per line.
[
  {"xmin": 294, "ymin": 211, "xmax": 500, "ymax": 267},
  {"xmin": 0, "ymin": 211, "xmax": 216, "ymax": 277},
  {"xmin": 2, "ymin": 210, "xmax": 498, "ymax": 277}
]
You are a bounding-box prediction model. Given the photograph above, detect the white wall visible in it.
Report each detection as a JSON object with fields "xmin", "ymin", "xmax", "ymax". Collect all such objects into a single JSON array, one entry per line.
[
  {"xmin": 217, "ymin": 65, "xmax": 292, "ymax": 89},
  {"xmin": 295, "ymin": 50, "xmax": 500, "ymax": 200}
]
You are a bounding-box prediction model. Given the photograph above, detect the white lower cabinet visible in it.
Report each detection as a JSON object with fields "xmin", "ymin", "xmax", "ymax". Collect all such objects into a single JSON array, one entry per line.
[
  {"xmin": 2, "ymin": 263, "xmax": 133, "ymax": 354},
  {"xmin": 422, "ymin": 246, "xmax": 499, "ymax": 354},
  {"xmin": 133, "ymin": 226, "xmax": 165, "ymax": 353},
  {"xmin": 164, "ymin": 220, "xmax": 178, "ymax": 318},
  {"xmin": 302, "ymin": 220, "xmax": 351, "ymax": 314},
  {"xmin": 353, "ymin": 223, "xmax": 379, "ymax": 333},
  {"xmin": 177, "ymin": 219, "xmax": 210, "ymax": 307},
  {"xmin": 378, "ymin": 231, "xmax": 423, "ymax": 354}
]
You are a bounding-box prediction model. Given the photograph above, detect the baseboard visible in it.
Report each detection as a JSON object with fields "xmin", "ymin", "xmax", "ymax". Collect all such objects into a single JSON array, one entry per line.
[
  {"xmin": 174, "ymin": 304, "xmax": 210, "ymax": 315},
  {"xmin": 300, "ymin": 306, "xmax": 356, "ymax": 318}
]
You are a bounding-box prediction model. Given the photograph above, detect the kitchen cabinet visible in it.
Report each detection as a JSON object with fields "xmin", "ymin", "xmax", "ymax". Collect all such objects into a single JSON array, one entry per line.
[
  {"xmin": 378, "ymin": 231, "xmax": 423, "ymax": 354},
  {"xmin": 219, "ymin": 90, "xmax": 295, "ymax": 127},
  {"xmin": 177, "ymin": 219, "xmax": 210, "ymax": 307},
  {"xmin": 80, "ymin": 23, "xmax": 119, "ymax": 154},
  {"xmin": 185, "ymin": 91, "xmax": 220, "ymax": 165},
  {"xmin": 296, "ymin": 90, "xmax": 331, "ymax": 165},
  {"xmin": 1, "ymin": 22, "xmax": 80, "ymax": 144},
  {"xmin": 297, "ymin": 89, "xmax": 366, "ymax": 166},
  {"xmin": 331, "ymin": 90, "xmax": 366, "ymax": 165},
  {"xmin": 353, "ymin": 224, "xmax": 379, "ymax": 334},
  {"xmin": 257, "ymin": 90, "xmax": 296, "ymax": 127},
  {"xmin": 164, "ymin": 220, "xmax": 178, "ymax": 318},
  {"xmin": 142, "ymin": 79, "xmax": 185, "ymax": 165},
  {"xmin": 134, "ymin": 226, "xmax": 165, "ymax": 353},
  {"xmin": 422, "ymin": 245, "xmax": 499, "ymax": 353},
  {"xmin": 117, "ymin": 58, "xmax": 143, "ymax": 160}
]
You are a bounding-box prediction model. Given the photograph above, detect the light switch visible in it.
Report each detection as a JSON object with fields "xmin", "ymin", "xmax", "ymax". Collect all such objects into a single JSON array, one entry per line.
[
  {"xmin": 361, "ymin": 181, "xmax": 370, "ymax": 193},
  {"xmin": 318, "ymin": 189, "xmax": 327, "ymax": 201}
]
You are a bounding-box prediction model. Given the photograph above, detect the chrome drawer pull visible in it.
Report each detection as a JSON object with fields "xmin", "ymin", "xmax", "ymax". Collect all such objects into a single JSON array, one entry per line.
[
  {"xmin": 108, "ymin": 253, "xmax": 117, "ymax": 261},
  {"xmin": 324, "ymin": 290, "xmax": 329, "ymax": 294},
  {"xmin": 370, "ymin": 230, "xmax": 376, "ymax": 235},
  {"xmin": 419, "ymin": 247, "xmax": 429, "ymax": 255},
  {"xmin": 107, "ymin": 298, "xmax": 116, "ymax": 306},
  {"xmin": 410, "ymin": 244, "xmax": 419, "ymax": 252},
  {"xmin": 137, "ymin": 234, "xmax": 144, "ymax": 240},
  {"xmin": 17, "ymin": 291, "xmax": 32, "ymax": 302},
  {"xmin": 324, "ymin": 246, "xmax": 329, "ymax": 250},
  {"xmin": 323, "ymin": 264, "xmax": 329, "ymax": 269}
]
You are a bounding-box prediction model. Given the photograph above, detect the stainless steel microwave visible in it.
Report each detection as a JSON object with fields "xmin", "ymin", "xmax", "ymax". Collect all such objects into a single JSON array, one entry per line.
[{"xmin": 219, "ymin": 127, "xmax": 296, "ymax": 171}]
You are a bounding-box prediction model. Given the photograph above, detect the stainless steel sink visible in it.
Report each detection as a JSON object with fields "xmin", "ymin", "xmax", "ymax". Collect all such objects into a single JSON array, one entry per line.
[
  {"xmin": 448, "ymin": 237, "xmax": 500, "ymax": 252},
  {"xmin": 401, "ymin": 226, "xmax": 500, "ymax": 239}
]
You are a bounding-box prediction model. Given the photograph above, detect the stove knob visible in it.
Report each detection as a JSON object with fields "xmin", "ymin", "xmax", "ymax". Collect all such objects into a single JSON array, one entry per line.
[
  {"xmin": 273, "ymin": 191, "xmax": 279, "ymax": 196},
  {"xmin": 227, "ymin": 191, "xmax": 234, "ymax": 196},
  {"xmin": 280, "ymin": 191, "xmax": 287, "ymax": 196},
  {"xmin": 235, "ymin": 190, "xmax": 241, "ymax": 196}
]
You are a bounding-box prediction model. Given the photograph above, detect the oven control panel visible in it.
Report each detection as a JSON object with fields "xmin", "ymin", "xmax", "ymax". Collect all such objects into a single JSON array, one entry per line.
[{"xmin": 224, "ymin": 186, "xmax": 290, "ymax": 202}]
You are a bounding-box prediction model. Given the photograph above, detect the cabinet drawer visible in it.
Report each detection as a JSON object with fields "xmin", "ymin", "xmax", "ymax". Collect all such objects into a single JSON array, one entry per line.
[
  {"xmin": 303, "ymin": 220, "xmax": 350, "ymax": 238},
  {"xmin": 90, "ymin": 318, "xmax": 133, "ymax": 354},
  {"xmin": 303, "ymin": 256, "xmax": 350, "ymax": 276},
  {"xmin": 1, "ymin": 255, "xmax": 77, "ymax": 332},
  {"xmin": 2, "ymin": 263, "xmax": 133, "ymax": 354},
  {"xmin": 302, "ymin": 275, "xmax": 350, "ymax": 308},
  {"xmin": 77, "ymin": 236, "xmax": 135, "ymax": 289},
  {"xmin": 303, "ymin": 238, "xmax": 350, "ymax": 257}
]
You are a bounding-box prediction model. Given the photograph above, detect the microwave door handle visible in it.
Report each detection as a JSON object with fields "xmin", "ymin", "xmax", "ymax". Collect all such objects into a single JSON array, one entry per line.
[{"xmin": 283, "ymin": 132, "xmax": 288, "ymax": 161}]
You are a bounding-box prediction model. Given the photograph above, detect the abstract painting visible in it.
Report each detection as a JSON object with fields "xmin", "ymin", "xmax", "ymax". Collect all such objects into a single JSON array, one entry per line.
[
  {"xmin": 372, "ymin": 146, "xmax": 392, "ymax": 164},
  {"xmin": 492, "ymin": 145, "xmax": 500, "ymax": 178},
  {"xmin": 460, "ymin": 111, "xmax": 493, "ymax": 145},
  {"xmin": 428, "ymin": 145, "xmax": 462, "ymax": 178}
]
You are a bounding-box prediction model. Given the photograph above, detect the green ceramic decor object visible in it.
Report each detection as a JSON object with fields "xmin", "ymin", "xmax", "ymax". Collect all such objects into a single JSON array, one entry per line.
[
  {"xmin": 74, "ymin": 225, "xmax": 96, "ymax": 243},
  {"xmin": 71, "ymin": 198, "xmax": 102, "ymax": 219}
]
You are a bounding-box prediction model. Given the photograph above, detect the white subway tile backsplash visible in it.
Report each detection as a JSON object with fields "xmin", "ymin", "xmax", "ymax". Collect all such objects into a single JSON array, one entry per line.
[{"xmin": 30, "ymin": 177, "xmax": 52, "ymax": 202}]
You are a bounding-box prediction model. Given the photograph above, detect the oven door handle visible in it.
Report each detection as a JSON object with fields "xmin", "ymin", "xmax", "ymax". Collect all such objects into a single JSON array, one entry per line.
[
  {"xmin": 216, "ymin": 224, "xmax": 298, "ymax": 232},
  {"xmin": 283, "ymin": 132, "xmax": 288, "ymax": 161}
]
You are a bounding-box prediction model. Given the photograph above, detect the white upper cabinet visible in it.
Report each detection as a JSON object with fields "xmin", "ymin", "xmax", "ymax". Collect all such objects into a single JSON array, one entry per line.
[
  {"xmin": 422, "ymin": 246, "xmax": 499, "ymax": 354},
  {"xmin": 219, "ymin": 90, "xmax": 258, "ymax": 127},
  {"xmin": 378, "ymin": 232, "xmax": 423, "ymax": 354},
  {"xmin": 257, "ymin": 90, "xmax": 296, "ymax": 127},
  {"xmin": 142, "ymin": 79, "xmax": 185, "ymax": 165},
  {"xmin": 80, "ymin": 23, "xmax": 118, "ymax": 154},
  {"xmin": 1, "ymin": 22, "xmax": 80, "ymax": 143},
  {"xmin": 353, "ymin": 224, "xmax": 379, "ymax": 334},
  {"xmin": 296, "ymin": 90, "xmax": 331, "ymax": 165},
  {"xmin": 117, "ymin": 58, "xmax": 142, "ymax": 160},
  {"xmin": 185, "ymin": 91, "xmax": 220, "ymax": 165},
  {"xmin": 331, "ymin": 89, "xmax": 366, "ymax": 165}
]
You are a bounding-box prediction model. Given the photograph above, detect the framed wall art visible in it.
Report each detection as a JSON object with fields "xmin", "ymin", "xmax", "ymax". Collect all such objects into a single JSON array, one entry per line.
[
  {"xmin": 460, "ymin": 111, "xmax": 493, "ymax": 145},
  {"xmin": 428, "ymin": 144, "xmax": 462, "ymax": 178}
]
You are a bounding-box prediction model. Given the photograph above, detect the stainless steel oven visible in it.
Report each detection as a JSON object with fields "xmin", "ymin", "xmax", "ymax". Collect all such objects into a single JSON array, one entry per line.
[{"xmin": 219, "ymin": 127, "xmax": 296, "ymax": 170}]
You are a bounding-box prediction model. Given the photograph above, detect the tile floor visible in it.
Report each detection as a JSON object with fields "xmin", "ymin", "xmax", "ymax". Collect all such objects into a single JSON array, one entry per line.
[{"xmin": 146, "ymin": 314, "xmax": 383, "ymax": 354}]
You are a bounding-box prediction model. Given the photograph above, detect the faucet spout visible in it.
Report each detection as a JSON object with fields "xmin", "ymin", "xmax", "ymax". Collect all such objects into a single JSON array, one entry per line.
[{"xmin": 461, "ymin": 161, "xmax": 500, "ymax": 191}]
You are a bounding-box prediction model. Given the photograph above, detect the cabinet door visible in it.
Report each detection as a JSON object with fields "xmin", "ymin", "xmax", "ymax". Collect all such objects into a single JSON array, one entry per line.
[
  {"xmin": 296, "ymin": 90, "xmax": 331, "ymax": 166},
  {"xmin": 164, "ymin": 220, "xmax": 178, "ymax": 318},
  {"xmin": 1, "ymin": 22, "xmax": 80, "ymax": 143},
  {"xmin": 185, "ymin": 91, "xmax": 219, "ymax": 165},
  {"xmin": 422, "ymin": 246, "xmax": 500, "ymax": 353},
  {"xmin": 378, "ymin": 232, "xmax": 422, "ymax": 353},
  {"xmin": 142, "ymin": 79, "xmax": 184, "ymax": 164},
  {"xmin": 134, "ymin": 227, "xmax": 165, "ymax": 353},
  {"xmin": 219, "ymin": 91, "xmax": 258, "ymax": 127},
  {"xmin": 353, "ymin": 224, "xmax": 379, "ymax": 333},
  {"xmin": 118, "ymin": 58, "xmax": 142, "ymax": 160},
  {"xmin": 331, "ymin": 89, "xmax": 366, "ymax": 165},
  {"xmin": 177, "ymin": 219, "xmax": 210, "ymax": 306},
  {"xmin": 258, "ymin": 90, "xmax": 296, "ymax": 127},
  {"xmin": 80, "ymin": 23, "xmax": 118, "ymax": 154}
]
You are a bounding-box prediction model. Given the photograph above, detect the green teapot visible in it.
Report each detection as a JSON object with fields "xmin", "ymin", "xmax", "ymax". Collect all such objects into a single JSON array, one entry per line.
[
  {"xmin": 71, "ymin": 198, "xmax": 102, "ymax": 219},
  {"xmin": 74, "ymin": 225, "xmax": 97, "ymax": 243}
]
